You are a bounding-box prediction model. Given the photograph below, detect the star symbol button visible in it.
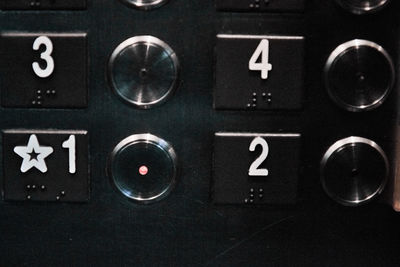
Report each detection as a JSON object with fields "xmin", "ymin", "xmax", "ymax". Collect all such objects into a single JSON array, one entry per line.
[{"xmin": 14, "ymin": 134, "xmax": 54, "ymax": 173}]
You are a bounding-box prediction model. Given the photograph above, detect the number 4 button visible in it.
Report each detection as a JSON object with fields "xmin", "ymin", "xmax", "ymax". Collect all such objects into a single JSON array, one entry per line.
[
  {"xmin": 0, "ymin": 32, "xmax": 87, "ymax": 108},
  {"xmin": 213, "ymin": 132, "xmax": 301, "ymax": 205},
  {"xmin": 215, "ymin": 34, "xmax": 305, "ymax": 110}
]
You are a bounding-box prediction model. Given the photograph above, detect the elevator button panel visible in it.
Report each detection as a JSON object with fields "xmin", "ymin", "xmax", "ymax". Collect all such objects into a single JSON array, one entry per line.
[
  {"xmin": 215, "ymin": 0, "xmax": 305, "ymax": 12},
  {"xmin": 215, "ymin": 34, "xmax": 305, "ymax": 110},
  {"xmin": 0, "ymin": 0, "xmax": 87, "ymax": 10},
  {"xmin": 213, "ymin": 132, "xmax": 301, "ymax": 204},
  {"xmin": 2, "ymin": 130, "xmax": 89, "ymax": 202},
  {"xmin": 0, "ymin": 32, "xmax": 87, "ymax": 108}
]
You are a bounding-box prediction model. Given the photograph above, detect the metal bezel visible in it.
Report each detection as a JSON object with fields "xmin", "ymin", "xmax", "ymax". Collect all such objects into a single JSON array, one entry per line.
[
  {"xmin": 320, "ymin": 136, "xmax": 389, "ymax": 206},
  {"xmin": 335, "ymin": 0, "xmax": 390, "ymax": 14},
  {"xmin": 107, "ymin": 133, "xmax": 178, "ymax": 204},
  {"xmin": 107, "ymin": 35, "xmax": 180, "ymax": 109},
  {"xmin": 324, "ymin": 39, "xmax": 395, "ymax": 112},
  {"xmin": 119, "ymin": 0, "xmax": 169, "ymax": 10}
]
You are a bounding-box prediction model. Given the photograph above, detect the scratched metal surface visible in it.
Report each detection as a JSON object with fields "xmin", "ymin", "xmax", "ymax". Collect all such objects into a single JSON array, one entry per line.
[{"xmin": 0, "ymin": 0, "xmax": 400, "ymax": 266}]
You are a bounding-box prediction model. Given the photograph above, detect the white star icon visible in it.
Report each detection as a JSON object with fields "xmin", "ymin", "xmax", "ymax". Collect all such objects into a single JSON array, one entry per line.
[{"xmin": 14, "ymin": 134, "xmax": 54, "ymax": 173}]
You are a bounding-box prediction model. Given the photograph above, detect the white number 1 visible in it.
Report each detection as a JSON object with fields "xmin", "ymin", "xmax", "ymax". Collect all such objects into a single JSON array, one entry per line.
[
  {"xmin": 249, "ymin": 39, "xmax": 272, "ymax": 80},
  {"xmin": 32, "ymin": 36, "xmax": 55, "ymax": 78},
  {"xmin": 62, "ymin": 135, "xmax": 76, "ymax": 174}
]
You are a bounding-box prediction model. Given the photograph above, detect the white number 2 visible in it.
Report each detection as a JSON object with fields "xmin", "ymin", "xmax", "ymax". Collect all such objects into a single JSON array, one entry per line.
[
  {"xmin": 32, "ymin": 36, "xmax": 55, "ymax": 78},
  {"xmin": 248, "ymin": 137, "xmax": 269, "ymax": 177},
  {"xmin": 249, "ymin": 39, "xmax": 272, "ymax": 80},
  {"xmin": 62, "ymin": 135, "xmax": 76, "ymax": 174}
]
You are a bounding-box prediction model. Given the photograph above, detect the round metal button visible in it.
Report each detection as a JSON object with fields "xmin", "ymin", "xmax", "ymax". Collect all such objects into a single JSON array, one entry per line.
[
  {"xmin": 108, "ymin": 134, "xmax": 178, "ymax": 204},
  {"xmin": 108, "ymin": 36, "xmax": 180, "ymax": 109},
  {"xmin": 119, "ymin": 0, "xmax": 169, "ymax": 10},
  {"xmin": 335, "ymin": 0, "xmax": 390, "ymax": 14},
  {"xmin": 320, "ymin": 137, "xmax": 389, "ymax": 206},
  {"xmin": 324, "ymin": 39, "xmax": 394, "ymax": 112}
]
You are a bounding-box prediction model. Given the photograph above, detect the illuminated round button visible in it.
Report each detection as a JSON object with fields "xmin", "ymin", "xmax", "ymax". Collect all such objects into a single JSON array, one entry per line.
[
  {"xmin": 108, "ymin": 134, "xmax": 178, "ymax": 204},
  {"xmin": 324, "ymin": 39, "xmax": 394, "ymax": 112},
  {"xmin": 320, "ymin": 137, "xmax": 389, "ymax": 206},
  {"xmin": 119, "ymin": 0, "xmax": 169, "ymax": 10},
  {"xmin": 335, "ymin": 0, "xmax": 390, "ymax": 14},
  {"xmin": 108, "ymin": 36, "xmax": 180, "ymax": 109}
]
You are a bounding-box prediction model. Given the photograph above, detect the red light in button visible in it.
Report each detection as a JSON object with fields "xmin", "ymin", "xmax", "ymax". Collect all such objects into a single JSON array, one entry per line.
[{"xmin": 139, "ymin": 165, "xmax": 148, "ymax": 176}]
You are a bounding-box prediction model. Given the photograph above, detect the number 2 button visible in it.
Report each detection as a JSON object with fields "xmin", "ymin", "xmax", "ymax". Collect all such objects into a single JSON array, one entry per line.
[
  {"xmin": 213, "ymin": 132, "xmax": 301, "ymax": 205},
  {"xmin": 0, "ymin": 32, "xmax": 87, "ymax": 108}
]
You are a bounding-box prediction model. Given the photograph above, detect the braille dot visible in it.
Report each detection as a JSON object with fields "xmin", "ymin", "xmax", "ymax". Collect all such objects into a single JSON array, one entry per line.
[
  {"xmin": 37, "ymin": 90, "xmax": 41, "ymax": 94},
  {"xmin": 46, "ymin": 90, "xmax": 51, "ymax": 95},
  {"xmin": 27, "ymin": 195, "xmax": 31, "ymax": 200},
  {"xmin": 252, "ymin": 98, "xmax": 257, "ymax": 103},
  {"xmin": 252, "ymin": 92, "xmax": 257, "ymax": 96},
  {"xmin": 259, "ymin": 188, "xmax": 264, "ymax": 193},
  {"xmin": 60, "ymin": 191, "xmax": 66, "ymax": 196},
  {"xmin": 32, "ymin": 185, "xmax": 36, "ymax": 189},
  {"xmin": 249, "ymin": 199, "xmax": 254, "ymax": 203},
  {"xmin": 26, "ymin": 185, "xmax": 31, "ymax": 190},
  {"xmin": 32, "ymin": 101, "xmax": 36, "ymax": 105},
  {"xmin": 41, "ymin": 185, "xmax": 46, "ymax": 191},
  {"xmin": 250, "ymin": 194, "xmax": 254, "ymax": 199},
  {"xmin": 56, "ymin": 196, "xmax": 60, "ymax": 200},
  {"xmin": 259, "ymin": 194, "xmax": 264, "ymax": 199},
  {"xmin": 250, "ymin": 188, "xmax": 254, "ymax": 193},
  {"xmin": 252, "ymin": 104, "xmax": 257, "ymax": 107},
  {"xmin": 51, "ymin": 90, "xmax": 56, "ymax": 94},
  {"xmin": 244, "ymin": 198, "xmax": 249, "ymax": 203}
]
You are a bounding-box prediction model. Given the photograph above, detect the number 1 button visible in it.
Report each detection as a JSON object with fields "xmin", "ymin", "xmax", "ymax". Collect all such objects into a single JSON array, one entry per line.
[
  {"xmin": 2, "ymin": 130, "xmax": 89, "ymax": 202},
  {"xmin": 0, "ymin": 32, "xmax": 87, "ymax": 108},
  {"xmin": 213, "ymin": 132, "xmax": 301, "ymax": 205}
]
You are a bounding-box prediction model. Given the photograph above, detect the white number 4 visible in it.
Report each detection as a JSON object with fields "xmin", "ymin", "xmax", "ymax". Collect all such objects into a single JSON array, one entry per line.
[{"xmin": 249, "ymin": 39, "xmax": 272, "ymax": 80}]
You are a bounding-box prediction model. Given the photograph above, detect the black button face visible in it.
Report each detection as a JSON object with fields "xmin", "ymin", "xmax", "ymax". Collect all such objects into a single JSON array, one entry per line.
[
  {"xmin": 216, "ymin": 0, "xmax": 304, "ymax": 12},
  {"xmin": 0, "ymin": 33, "xmax": 87, "ymax": 108},
  {"xmin": 108, "ymin": 134, "xmax": 178, "ymax": 204},
  {"xmin": 213, "ymin": 133, "xmax": 301, "ymax": 205},
  {"xmin": 325, "ymin": 40, "xmax": 394, "ymax": 112},
  {"xmin": 215, "ymin": 35, "xmax": 304, "ymax": 110},
  {"xmin": 320, "ymin": 137, "xmax": 388, "ymax": 206},
  {"xmin": 3, "ymin": 130, "xmax": 89, "ymax": 202},
  {"xmin": 0, "ymin": 0, "xmax": 86, "ymax": 10}
]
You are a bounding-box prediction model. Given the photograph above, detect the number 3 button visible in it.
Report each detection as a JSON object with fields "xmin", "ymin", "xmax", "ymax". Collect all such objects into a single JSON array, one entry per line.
[
  {"xmin": 213, "ymin": 132, "xmax": 301, "ymax": 205},
  {"xmin": 0, "ymin": 32, "xmax": 87, "ymax": 108}
]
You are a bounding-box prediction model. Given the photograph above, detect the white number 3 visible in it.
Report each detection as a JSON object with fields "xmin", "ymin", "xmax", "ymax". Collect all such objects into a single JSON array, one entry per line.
[
  {"xmin": 32, "ymin": 36, "xmax": 55, "ymax": 78},
  {"xmin": 249, "ymin": 39, "xmax": 272, "ymax": 80},
  {"xmin": 248, "ymin": 137, "xmax": 269, "ymax": 177}
]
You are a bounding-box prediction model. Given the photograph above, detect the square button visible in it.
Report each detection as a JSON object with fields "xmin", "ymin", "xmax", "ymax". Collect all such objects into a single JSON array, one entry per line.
[
  {"xmin": 215, "ymin": 34, "xmax": 305, "ymax": 110},
  {"xmin": 0, "ymin": 0, "xmax": 86, "ymax": 10},
  {"xmin": 216, "ymin": 0, "xmax": 305, "ymax": 12},
  {"xmin": 0, "ymin": 32, "xmax": 87, "ymax": 108},
  {"xmin": 213, "ymin": 132, "xmax": 301, "ymax": 205},
  {"xmin": 3, "ymin": 130, "xmax": 89, "ymax": 202}
]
